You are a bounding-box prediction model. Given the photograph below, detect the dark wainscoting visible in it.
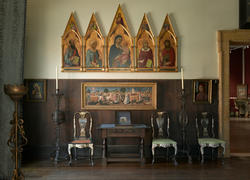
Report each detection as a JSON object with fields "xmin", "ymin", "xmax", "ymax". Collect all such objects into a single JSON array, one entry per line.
[{"xmin": 23, "ymin": 79, "xmax": 219, "ymax": 161}]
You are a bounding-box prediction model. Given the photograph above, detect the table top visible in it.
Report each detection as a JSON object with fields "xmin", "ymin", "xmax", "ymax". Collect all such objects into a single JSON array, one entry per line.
[{"xmin": 98, "ymin": 123, "xmax": 149, "ymax": 129}]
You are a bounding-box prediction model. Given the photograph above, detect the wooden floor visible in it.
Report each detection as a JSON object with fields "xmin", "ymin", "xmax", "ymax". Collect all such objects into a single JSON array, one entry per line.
[{"xmin": 22, "ymin": 157, "xmax": 250, "ymax": 180}]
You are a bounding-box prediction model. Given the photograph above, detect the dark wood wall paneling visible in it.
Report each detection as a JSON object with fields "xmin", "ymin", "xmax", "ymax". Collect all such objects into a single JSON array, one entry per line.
[{"xmin": 23, "ymin": 79, "xmax": 219, "ymax": 160}]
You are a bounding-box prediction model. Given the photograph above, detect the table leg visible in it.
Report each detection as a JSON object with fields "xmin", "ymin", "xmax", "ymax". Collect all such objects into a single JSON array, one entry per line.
[
  {"xmin": 140, "ymin": 137, "xmax": 144, "ymax": 164},
  {"xmin": 102, "ymin": 138, "xmax": 107, "ymax": 165}
]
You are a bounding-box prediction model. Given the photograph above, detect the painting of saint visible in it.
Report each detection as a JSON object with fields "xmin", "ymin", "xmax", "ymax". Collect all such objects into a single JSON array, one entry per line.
[
  {"xmin": 86, "ymin": 40, "xmax": 102, "ymax": 68},
  {"xmin": 160, "ymin": 40, "xmax": 175, "ymax": 67},
  {"xmin": 138, "ymin": 40, "xmax": 153, "ymax": 68},
  {"xmin": 32, "ymin": 83, "xmax": 42, "ymax": 99},
  {"xmin": 193, "ymin": 80, "xmax": 212, "ymax": 104},
  {"xmin": 25, "ymin": 79, "xmax": 46, "ymax": 102},
  {"xmin": 196, "ymin": 83, "xmax": 208, "ymax": 101},
  {"xmin": 64, "ymin": 40, "xmax": 80, "ymax": 67},
  {"xmin": 109, "ymin": 35, "xmax": 131, "ymax": 68},
  {"xmin": 116, "ymin": 13, "xmax": 124, "ymax": 26}
]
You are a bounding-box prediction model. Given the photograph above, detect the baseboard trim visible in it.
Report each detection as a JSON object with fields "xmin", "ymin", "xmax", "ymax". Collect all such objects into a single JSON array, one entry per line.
[{"xmin": 230, "ymin": 153, "xmax": 250, "ymax": 157}]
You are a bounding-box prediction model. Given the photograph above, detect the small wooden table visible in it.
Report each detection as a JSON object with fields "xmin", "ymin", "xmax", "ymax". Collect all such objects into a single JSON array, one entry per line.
[{"xmin": 98, "ymin": 124, "xmax": 148, "ymax": 164}]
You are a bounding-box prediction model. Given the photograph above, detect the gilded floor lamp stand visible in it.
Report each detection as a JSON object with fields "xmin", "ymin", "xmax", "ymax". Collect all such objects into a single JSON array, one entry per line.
[{"xmin": 4, "ymin": 84, "xmax": 28, "ymax": 180}]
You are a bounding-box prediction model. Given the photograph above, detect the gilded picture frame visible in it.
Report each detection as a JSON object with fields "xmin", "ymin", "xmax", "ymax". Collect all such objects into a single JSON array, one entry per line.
[
  {"xmin": 25, "ymin": 79, "xmax": 47, "ymax": 102},
  {"xmin": 193, "ymin": 80, "xmax": 212, "ymax": 104},
  {"xmin": 157, "ymin": 15, "xmax": 178, "ymax": 72},
  {"xmin": 61, "ymin": 13, "xmax": 83, "ymax": 72},
  {"xmin": 106, "ymin": 5, "xmax": 134, "ymax": 72},
  {"xmin": 84, "ymin": 13, "xmax": 105, "ymax": 72},
  {"xmin": 81, "ymin": 82, "xmax": 157, "ymax": 110},
  {"xmin": 237, "ymin": 84, "xmax": 248, "ymax": 99},
  {"xmin": 135, "ymin": 14, "xmax": 155, "ymax": 72}
]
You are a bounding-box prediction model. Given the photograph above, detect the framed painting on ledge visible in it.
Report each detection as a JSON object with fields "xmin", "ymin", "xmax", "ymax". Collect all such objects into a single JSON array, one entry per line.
[
  {"xmin": 61, "ymin": 13, "xmax": 83, "ymax": 72},
  {"xmin": 106, "ymin": 5, "xmax": 134, "ymax": 72},
  {"xmin": 157, "ymin": 15, "xmax": 178, "ymax": 72},
  {"xmin": 81, "ymin": 82, "xmax": 157, "ymax": 110}
]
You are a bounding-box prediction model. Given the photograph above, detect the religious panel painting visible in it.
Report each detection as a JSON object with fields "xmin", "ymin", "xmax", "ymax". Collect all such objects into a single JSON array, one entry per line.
[
  {"xmin": 25, "ymin": 79, "xmax": 47, "ymax": 102},
  {"xmin": 135, "ymin": 14, "xmax": 155, "ymax": 72},
  {"xmin": 84, "ymin": 14, "xmax": 105, "ymax": 72},
  {"xmin": 193, "ymin": 80, "xmax": 212, "ymax": 104},
  {"xmin": 61, "ymin": 13, "xmax": 83, "ymax": 72},
  {"xmin": 157, "ymin": 15, "xmax": 178, "ymax": 72},
  {"xmin": 106, "ymin": 5, "xmax": 134, "ymax": 72}
]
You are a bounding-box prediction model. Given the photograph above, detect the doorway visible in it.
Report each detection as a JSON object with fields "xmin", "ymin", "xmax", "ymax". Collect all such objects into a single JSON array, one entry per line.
[{"xmin": 217, "ymin": 29, "xmax": 250, "ymax": 157}]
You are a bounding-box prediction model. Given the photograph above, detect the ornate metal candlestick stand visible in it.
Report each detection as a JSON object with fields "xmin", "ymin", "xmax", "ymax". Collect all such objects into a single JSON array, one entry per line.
[
  {"xmin": 52, "ymin": 89, "xmax": 65, "ymax": 164},
  {"xmin": 178, "ymin": 89, "xmax": 192, "ymax": 163},
  {"xmin": 4, "ymin": 84, "xmax": 28, "ymax": 180}
]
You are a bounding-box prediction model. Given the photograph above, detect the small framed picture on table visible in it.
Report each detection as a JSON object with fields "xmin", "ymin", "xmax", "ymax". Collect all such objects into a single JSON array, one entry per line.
[{"xmin": 116, "ymin": 111, "xmax": 131, "ymax": 125}]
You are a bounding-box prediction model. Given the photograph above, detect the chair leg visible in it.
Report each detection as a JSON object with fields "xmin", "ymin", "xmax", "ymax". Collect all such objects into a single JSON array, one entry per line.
[
  {"xmin": 69, "ymin": 154, "xmax": 72, "ymax": 166},
  {"xmin": 152, "ymin": 147, "xmax": 155, "ymax": 164},
  {"xmin": 172, "ymin": 155, "xmax": 178, "ymax": 166},
  {"xmin": 89, "ymin": 145, "xmax": 94, "ymax": 166},
  {"xmin": 68, "ymin": 145, "xmax": 72, "ymax": 166},
  {"xmin": 200, "ymin": 146, "xmax": 205, "ymax": 164},
  {"xmin": 74, "ymin": 147, "xmax": 77, "ymax": 160},
  {"xmin": 219, "ymin": 145, "xmax": 225, "ymax": 165},
  {"xmin": 221, "ymin": 152, "xmax": 224, "ymax": 165},
  {"xmin": 166, "ymin": 148, "xmax": 169, "ymax": 161},
  {"xmin": 212, "ymin": 148, "xmax": 214, "ymax": 160},
  {"xmin": 172, "ymin": 145, "xmax": 178, "ymax": 166}
]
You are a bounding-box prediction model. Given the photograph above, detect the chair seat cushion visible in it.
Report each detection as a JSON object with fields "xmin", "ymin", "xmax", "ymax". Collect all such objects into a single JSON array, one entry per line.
[
  {"xmin": 71, "ymin": 139, "xmax": 91, "ymax": 144},
  {"xmin": 152, "ymin": 138, "xmax": 177, "ymax": 145},
  {"xmin": 198, "ymin": 138, "xmax": 225, "ymax": 146}
]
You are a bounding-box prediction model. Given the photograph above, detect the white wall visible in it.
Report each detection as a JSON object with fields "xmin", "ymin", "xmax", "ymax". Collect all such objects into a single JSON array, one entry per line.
[{"xmin": 24, "ymin": 0, "xmax": 238, "ymax": 79}]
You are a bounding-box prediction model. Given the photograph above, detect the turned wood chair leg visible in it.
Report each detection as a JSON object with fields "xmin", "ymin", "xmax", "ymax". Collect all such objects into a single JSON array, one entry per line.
[
  {"xmin": 74, "ymin": 147, "xmax": 77, "ymax": 160},
  {"xmin": 172, "ymin": 146, "xmax": 178, "ymax": 166},
  {"xmin": 68, "ymin": 146, "xmax": 72, "ymax": 166},
  {"xmin": 90, "ymin": 146, "xmax": 94, "ymax": 166},
  {"xmin": 200, "ymin": 146, "xmax": 204, "ymax": 164},
  {"xmin": 152, "ymin": 147, "xmax": 155, "ymax": 164},
  {"xmin": 172, "ymin": 155, "xmax": 178, "ymax": 166}
]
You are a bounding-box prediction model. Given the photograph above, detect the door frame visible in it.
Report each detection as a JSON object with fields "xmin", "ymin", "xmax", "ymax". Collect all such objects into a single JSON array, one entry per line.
[{"xmin": 217, "ymin": 29, "xmax": 250, "ymax": 157}]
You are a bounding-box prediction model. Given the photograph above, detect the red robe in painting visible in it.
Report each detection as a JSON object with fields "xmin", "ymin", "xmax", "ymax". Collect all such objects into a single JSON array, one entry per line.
[
  {"xmin": 138, "ymin": 48, "xmax": 153, "ymax": 68},
  {"xmin": 160, "ymin": 47, "xmax": 175, "ymax": 66}
]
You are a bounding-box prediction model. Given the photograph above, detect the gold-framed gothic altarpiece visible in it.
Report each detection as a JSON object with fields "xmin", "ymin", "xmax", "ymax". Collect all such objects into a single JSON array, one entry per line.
[
  {"xmin": 84, "ymin": 14, "xmax": 105, "ymax": 72},
  {"xmin": 61, "ymin": 13, "xmax": 83, "ymax": 72},
  {"xmin": 106, "ymin": 5, "xmax": 134, "ymax": 72},
  {"xmin": 157, "ymin": 14, "xmax": 178, "ymax": 72},
  {"xmin": 135, "ymin": 14, "xmax": 155, "ymax": 72},
  {"xmin": 60, "ymin": 7, "xmax": 179, "ymax": 73}
]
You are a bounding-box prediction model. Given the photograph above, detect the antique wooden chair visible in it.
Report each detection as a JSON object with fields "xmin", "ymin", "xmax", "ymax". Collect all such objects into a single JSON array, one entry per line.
[
  {"xmin": 68, "ymin": 111, "xmax": 94, "ymax": 166},
  {"xmin": 195, "ymin": 112, "xmax": 226, "ymax": 164},
  {"xmin": 151, "ymin": 111, "xmax": 177, "ymax": 165}
]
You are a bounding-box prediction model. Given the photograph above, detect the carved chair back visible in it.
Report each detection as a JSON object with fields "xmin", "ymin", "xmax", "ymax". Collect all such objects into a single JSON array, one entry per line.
[
  {"xmin": 151, "ymin": 111, "xmax": 170, "ymax": 139},
  {"xmin": 73, "ymin": 111, "xmax": 92, "ymax": 140},
  {"xmin": 195, "ymin": 112, "xmax": 216, "ymax": 138}
]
